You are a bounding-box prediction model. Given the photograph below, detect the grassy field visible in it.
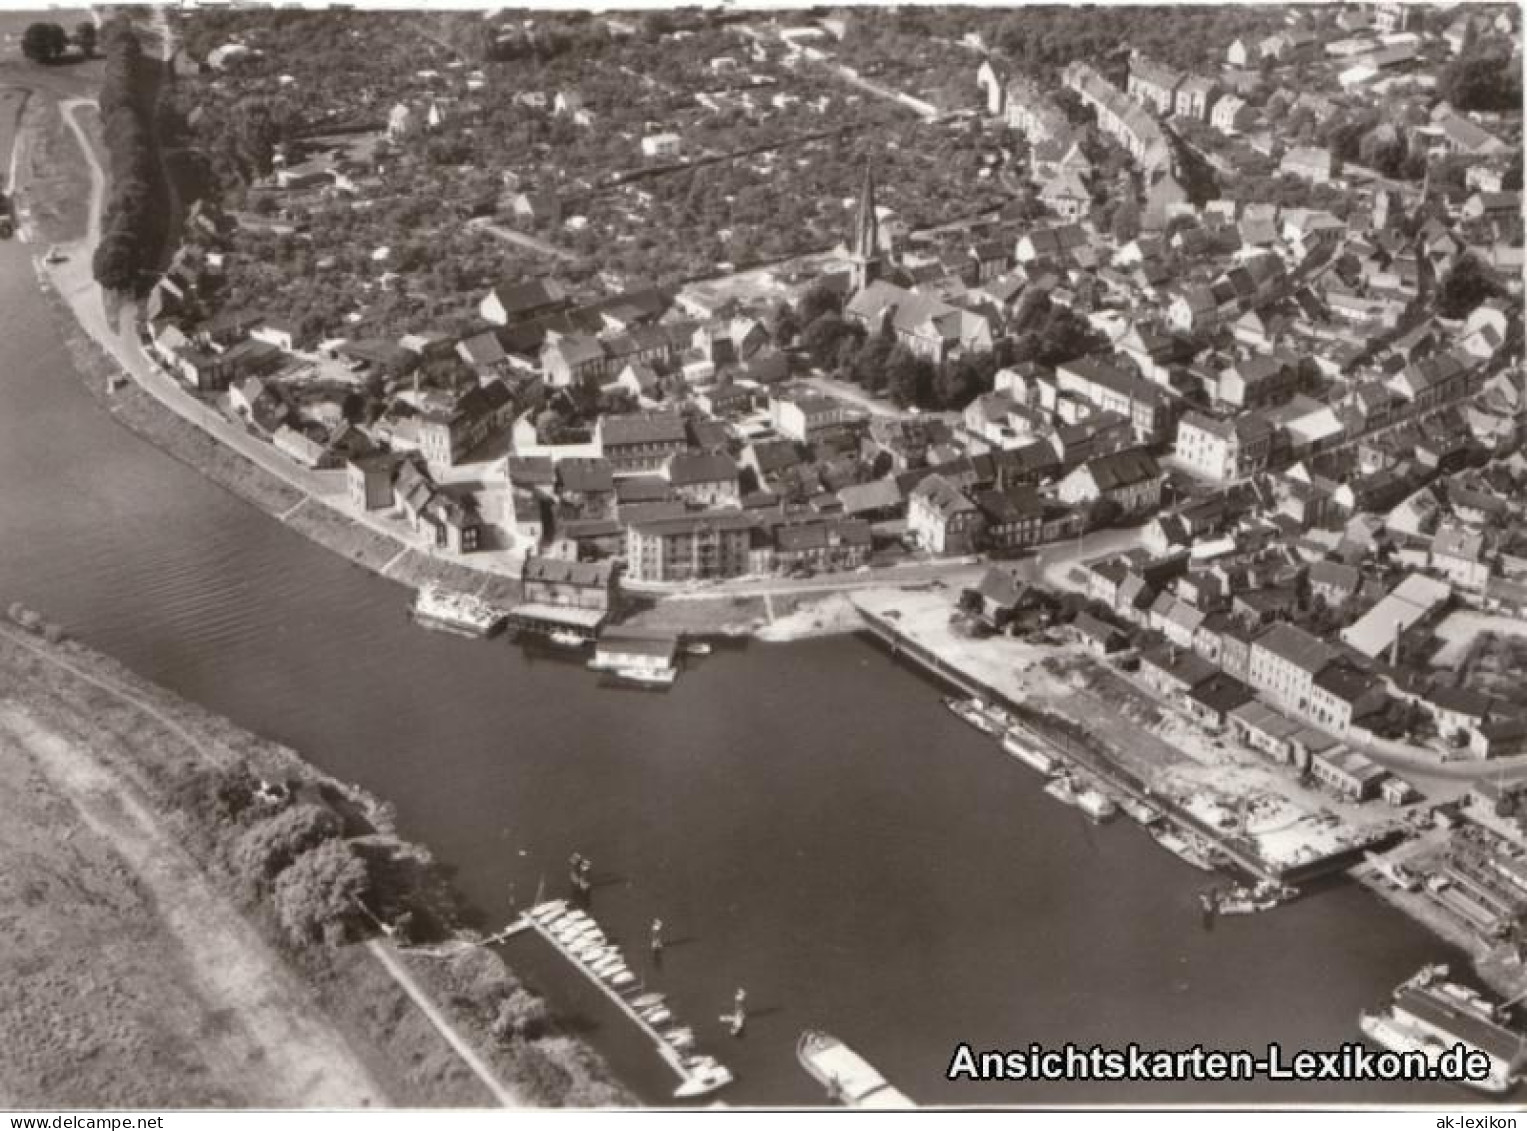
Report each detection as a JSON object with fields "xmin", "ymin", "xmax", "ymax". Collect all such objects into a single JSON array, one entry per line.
[{"xmin": 0, "ymin": 619, "xmax": 632, "ymax": 1107}]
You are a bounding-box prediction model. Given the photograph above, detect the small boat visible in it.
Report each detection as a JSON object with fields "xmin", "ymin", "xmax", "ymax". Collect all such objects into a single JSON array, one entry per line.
[
  {"xmin": 643, "ymin": 1006, "xmax": 674, "ymax": 1026},
  {"xmin": 609, "ymin": 665, "xmax": 678, "ymax": 687},
  {"xmin": 530, "ymin": 900, "xmax": 568, "ymax": 920},
  {"xmin": 632, "ymin": 992, "xmax": 667, "ymax": 1010},
  {"xmin": 1119, "ymin": 797, "xmax": 1162, "ymax": 827},
  {"xmin": 608, "ymin": 969, "xmax": 636, "ymax": 987},
  {"xmin": 664, "ymin": 1027, "xmax": 697, "ymax": 1049},
  {"xmin": 673, "ymin": 1060, "xmax": 734, "ymax": 1100},
  {"xmin": 590, "ymin": 955, "xmax": 627, "ymax": 977},
  {"xmin": 1226, "ymin": 880, "xmax": 1297, "ymax": 915},
  {"xmin": 1151, "ymin": 825, "xmax": 1222, "ymax": 873},
  {"xmin": 1074, "ymin": 784, "xmax": 1118, "ymax": 822},
  {"xmin": 684, "ymin": 641, "xmax": 712, "ymax": 656},
  {"xmin": 1044, "ymin": 774, "xmax": 1079, "ymax": 809},
  {"xmin": 410, "ymin": 584, "xmax": 507, "ymax": 638},
  {"xmin": 1002, "ymin": 730, "xmax": 1058, "ymax": 774},
  {"xmin": 547, "ymin": 630, "xmax": 588, "ymax": 649},
  {"xmin": 945, "ymin": 696, "xmax": 1002, "ymax": 736},
  {"xmin": 796, "ymin": 1029, "xmax": 914, "ymax": 1108},
  {"xmin": 573, "ymin": 942, "xmax": 612, "ymax": 962}
]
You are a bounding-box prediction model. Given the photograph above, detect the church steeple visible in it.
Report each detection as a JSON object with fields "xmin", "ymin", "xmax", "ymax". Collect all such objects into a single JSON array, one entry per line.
[{"xmin": 850, "ymin": 164, "xmax": 882, "ymax": 293}]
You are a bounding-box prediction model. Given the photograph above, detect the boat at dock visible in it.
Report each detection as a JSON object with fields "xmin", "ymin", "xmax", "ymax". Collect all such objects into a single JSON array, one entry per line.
[
  {"xmin": 945, "ymin": 696, "xmax": 1003, "ymax": 736},
  {"xmin": 1044, "ymin": 774, "xmax": 1078, "ymax": 809},
  {"xmin": 684, "ymin": 641, "xmax": 713, "ymax": 656},
  {"xmin": 1044, "ymin": 772, "xmax": 1116, "ymax": 822},
  {"xmin": 797, "ymin": 1030, "xmax": 914, "ymax": 1108},
  {"xmin": 410, "ymin": 584, "xmax": 506, "ymax": 638},
  {"xmin": 547, "ymin": 629, "xmax": 589, "ymax": 649},
  {"xmin": 1075, "ymin": 783, "xmax": 1118, "ymax": 823},
  {"xmin": 1365, "ymin": 851, "xmax": 1422, "ymax": 892},
  {"xmin": 1360, "ymin": 966, "xmax": 1525, "ymax": 1095},
  {"xmin": 1202, "ymin": 880, "xmax": 1297, "ymax": 916},
  {"xmin": 1151, "ymin": 824, "xmax": 1222, "ymax": 873},
  {"xmin": 608, "ymin": 665, "xmax": 678, "ymax": 687},
  {"xmin": 1119, "ymin": 796, "xmax": 1163, "ymax": 827},
  {"xmin": 1002, "ymin": 730, "xmax": 1059, "ymax": 775},
  {"xmin": 674, "ymin": 1058, "xmax": 734, "ymax": 1100},
  {"xmin": 1404, "ymin": 965, "xmax": 1510, "ymax": 1024}
]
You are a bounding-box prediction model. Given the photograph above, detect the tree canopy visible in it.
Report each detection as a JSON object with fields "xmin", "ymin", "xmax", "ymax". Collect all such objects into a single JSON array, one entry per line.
[
  {"xmin": 1436, "ymin": 253, "xmax": 1505, "ymax": 319},
  {"xmin": 21, "ymin": 23, "xmax": 68, "ymax": 64}
]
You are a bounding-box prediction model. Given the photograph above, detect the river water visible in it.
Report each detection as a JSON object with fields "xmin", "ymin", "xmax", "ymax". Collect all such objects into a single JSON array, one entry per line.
[{"xmin": 0, "ymin": 242, "xmax": 1490, "ymax": 1106}]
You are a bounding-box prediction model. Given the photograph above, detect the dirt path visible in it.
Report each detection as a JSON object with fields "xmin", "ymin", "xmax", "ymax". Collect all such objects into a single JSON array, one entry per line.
[
  {"xmin": 0, "ymin": 707, "xmax": 388, "ymax": 1108},
  {"xmin": 366, "ymin": 942, "xmax": 524, "ymax": 1107}
]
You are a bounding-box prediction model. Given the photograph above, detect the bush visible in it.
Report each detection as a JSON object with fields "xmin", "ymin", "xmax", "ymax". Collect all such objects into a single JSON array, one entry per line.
[
  {"xmin": 233, "ymin": 802, "xmax": 342, "ymax": 889},
  {"xmin": 272, "ymin": 839, "xmax": 370, "ymax": 947},
  {"xmin": 170, "ymin": 760, "xmax": 263, "ymax": 831},
  {"xmin": 491, "ymin": 987, "xmax": 550, "ymax": 1042}
]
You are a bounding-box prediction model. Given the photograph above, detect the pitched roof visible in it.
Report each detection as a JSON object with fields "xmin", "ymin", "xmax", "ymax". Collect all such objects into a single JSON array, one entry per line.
[
  {"xmin": 1080, "ymin": 447, "xmax": 1161, "ymax": 492},
  {"xmin": 601, "ymin": 411, "xmax": 687, "ymax": 448},
  {"xmin": 1253, "ymin": 622, "xmax": 1338, "ymax": 676},
  {"xmin": 668, "ymin": 450, "xmax": 738, "ymax": 486}
]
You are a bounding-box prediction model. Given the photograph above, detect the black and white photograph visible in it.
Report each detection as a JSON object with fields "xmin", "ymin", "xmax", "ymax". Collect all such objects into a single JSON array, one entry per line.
[{"xmin": 0, "ymin": 0, "xmax": 1523, "ymax": 1117}]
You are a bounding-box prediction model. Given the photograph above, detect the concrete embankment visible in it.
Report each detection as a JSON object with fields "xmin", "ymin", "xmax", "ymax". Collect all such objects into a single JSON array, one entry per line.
[{"xmin": 851, "ymin": 594, "xmax": 1388, "ymax": 886}]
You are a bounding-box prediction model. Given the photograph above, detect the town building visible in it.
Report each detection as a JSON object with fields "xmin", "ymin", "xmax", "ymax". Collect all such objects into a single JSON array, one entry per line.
[
  {"xmin": 416, "ymin": 381, "xmax": 514, "ymax": 469},
  {"xmin": 1056, "ymin": 447, "xmax": 1164, "ymax": 516},
  {"xmin": 1247, "ymin": 623, "xmax": 1339, "ymax": 714},
  {"xmin": 520, "ymin": 555, "xmax": 620, "ymax": 613},
  {"xmin": 908, "ymin": 474, "xmax": 985, "ymax": 555},
  {"xmin": 624, "ymin": 511, "xmax": 754, "ymax": 582},
  {"xmin": 596, "ymin": 412, "xmax": 689, "ymax": 475},
  {"xmin": 1175, "ymin": 412, "xmax": 1275, "ymax": 482},
  {"xmin": 666, "ymin": 451, "xmax": 741, "ymax": 507}
]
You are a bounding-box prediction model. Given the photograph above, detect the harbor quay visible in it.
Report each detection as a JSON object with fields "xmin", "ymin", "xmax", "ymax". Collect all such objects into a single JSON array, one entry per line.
[{"xmin": 850, "ymin": 588, "xmax": 1395, "ymax": 887}]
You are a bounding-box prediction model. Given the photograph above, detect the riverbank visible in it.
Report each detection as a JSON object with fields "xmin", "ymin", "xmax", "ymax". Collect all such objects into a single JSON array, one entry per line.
[
  {"xmin": 0, "ymin": 608, "xmax": 632, "ymax": 1107},
  {"xmin": 848, "ymin": 587, "xmax": 1527, "ymax": 1004}
]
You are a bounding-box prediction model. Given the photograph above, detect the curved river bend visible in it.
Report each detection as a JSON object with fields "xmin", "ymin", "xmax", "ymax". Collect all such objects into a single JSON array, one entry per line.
[{"xmin": 0, "ymin": 243, "xmax": 1479, "ymax": 1105}]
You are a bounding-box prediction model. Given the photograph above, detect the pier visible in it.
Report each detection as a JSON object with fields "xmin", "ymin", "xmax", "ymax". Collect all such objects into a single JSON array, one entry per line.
[
  {"xmin": 511, "ymin": 906, "xmax": 733, "ymax": 1100},
  {"xmin": 855, "ymin": 597, "xmax": 1367, "ymax": 886}
]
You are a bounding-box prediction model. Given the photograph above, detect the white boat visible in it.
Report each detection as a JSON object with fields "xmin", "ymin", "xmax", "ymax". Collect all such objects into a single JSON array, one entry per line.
[
  {"xmin": 530, "ymin": 900, "xmax": 568, "ymax": 921},
  {"xmin": 1360, "ymin": 1008, "xmax": 1518, "ymax": 1096},
  {"xmin": 1044, "ymin": 775, "xmax": 1079, "ymax": 809},
  {"xmin": 410, "ymin": 584, "xmax": 507, "ymax": 638},
  {"xmin": 1207, "ymin": 880, "xmax": 1296, "ymax": 916},
  {"xmin": 1365, "ymin": 852, "xmax": 1422, "ymax": 892},
  {"xmin": 945, "ymin": 696, "xmax": 1002, "ymax": 736},
  {"xmin": 608, "ymin": 969, "xmax": 636, "ymax": 987},
  {"xmin": 1002, "ymin": 730, "xmax": 1058, "ymax": 775},
  {"xmin": 673, "ymin": 1060, "xmax": 734, "ymax": 1100},
  {"xmin": 547, "ymin": 630, "xmax": 588, "ymax": 648},
  {"xmin": 591, "ymin": 955, "xmax": 627, "ymax": 977},
  {"xmin": 684, "ymin": 641, "xmax": 712, "ymax": 656},
  {"xmin": 609, "ymin": 665, "xmax": 677, "ymax": 687},
  {"xmin": 663, "ymin": 1026, "xmax": 696, "ymax": 1048},
  {"xmin": 632, "ymin": 992, "xmax": 667, "ymax": 1010},
  {"xmin": 643, "ymin": 1006, "xmax": 674, "ymax": 1026},
  {"xmin": 1075, "ymin": 784, "xmax": 1118, "ymax": 822},
  {"xmin": 797, "ymin": 1030, "xmax": 915, "ymax": 1108},
  {"xmin": 1119, "ymin": 797, "xmax": 1162, "ymax": 826}
]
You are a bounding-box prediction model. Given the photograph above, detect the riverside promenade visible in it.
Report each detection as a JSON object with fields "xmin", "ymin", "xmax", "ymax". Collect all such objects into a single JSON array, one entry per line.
[{"xmin": 851, "ymin": 589, "xmax": 1393, "ymax": 886}]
